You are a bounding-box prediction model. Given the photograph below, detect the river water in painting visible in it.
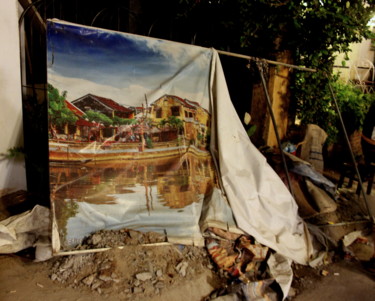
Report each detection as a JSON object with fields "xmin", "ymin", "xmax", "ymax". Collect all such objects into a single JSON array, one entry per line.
[{"xmin": 50, "ymin": 154, "xmax": 217, "ymax": 250}]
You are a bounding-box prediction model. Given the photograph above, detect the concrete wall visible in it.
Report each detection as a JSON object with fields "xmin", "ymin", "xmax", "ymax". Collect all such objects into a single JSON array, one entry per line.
[{"xmin": 0, "ymin": 0, "xmax": 27, "ymax": 196}]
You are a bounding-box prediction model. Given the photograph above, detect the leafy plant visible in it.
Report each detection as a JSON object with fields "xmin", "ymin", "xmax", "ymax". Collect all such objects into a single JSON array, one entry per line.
[
  {"xmin": 314, "ymin": 79, "xmax": 375, "ymax": 143},
  {"xmin": 48, "ymin": 84, "xmax": 78, "ymax": 129},
  {"xmin": 0, "ymin": 146, "xmax": 25, "ymax": 159},
  {"xmin": 244, "ymin": 112, "xmax": 257, "ymax": 137},
  {"xmin": 176, "ymin": 0, "xmax": 374, "ymax": 137}
]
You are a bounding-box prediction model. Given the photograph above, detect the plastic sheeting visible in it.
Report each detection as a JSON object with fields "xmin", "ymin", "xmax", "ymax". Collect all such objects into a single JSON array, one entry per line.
[
  {"xmin": 0, "ymin": 205, "xmax": 50, "ymax": 255},
  {"xmin": 209, "ymin": 52, "xmax": 312, "ymax": 264},
  {"xmin": 47, "ymin": 20, "xmax": 312, "ymax": 265}
]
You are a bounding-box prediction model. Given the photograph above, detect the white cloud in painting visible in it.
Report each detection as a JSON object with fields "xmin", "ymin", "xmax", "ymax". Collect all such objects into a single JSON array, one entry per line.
[
  {"xmin": 131, "ymin": 34, "xmax": 211, "ymax": 69},
  {"xmin": 48, "ymin": 70, "xmax": 209, "ymax": 109},
  {"xmin": 48, "ymin": 71, "xmax": 150, "ymax": 106}
]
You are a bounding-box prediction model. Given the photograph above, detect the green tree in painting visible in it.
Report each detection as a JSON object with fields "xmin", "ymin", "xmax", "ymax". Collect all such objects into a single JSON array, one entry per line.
[
  {"xmin": 112, "ymin": 116, "xmax": 136, "ymax": 126},
  {"xmin": 48, "ymin": 84, "xmax": 78, "ymax": 135},
  {"xmin": 159, "ymin": 116, "xmax": 184, "ymax": 136},
  {"xmin": 84, "ymin": 110, "xmax": 113, "ymax": 127},
  {"xmin": 164, "ymin": 116, "xmax": 184, "ymax": 131}
]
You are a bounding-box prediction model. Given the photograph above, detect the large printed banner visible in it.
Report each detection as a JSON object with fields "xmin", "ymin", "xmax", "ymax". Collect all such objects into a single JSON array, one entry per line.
[
  {"xmin": 47, "ymin": 19, "xmax": 232, "ymax": 251},
  {"xmin": 47, "ymin": 19, "xmax": 312, "ymax": 265}
]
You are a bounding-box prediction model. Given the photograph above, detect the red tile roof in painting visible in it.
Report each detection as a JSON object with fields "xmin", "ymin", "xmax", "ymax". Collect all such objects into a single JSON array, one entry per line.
[
  {"xmin": 64, "ymin": 100, "xmax": 85, "ymax": 117},
  {"xmin": 76, "ymin": 119, "xmax": 97, "ymax": 127},
  {"xmin": 155, "ymin": 94, "xmax": 208, "ymax": 114},
  {"xmin": 64, "ymin": 100, "xmax": 97, "ymax": 127},
  {"xmin": 90, "ymin": 94, "xmax": 133, "ymax": 113}
]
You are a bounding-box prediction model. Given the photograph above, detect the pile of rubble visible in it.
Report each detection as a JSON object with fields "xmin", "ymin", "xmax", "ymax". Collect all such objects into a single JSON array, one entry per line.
[{"xmin": 49, "ymin": 229, "xmax": 218, "ymax": 299}]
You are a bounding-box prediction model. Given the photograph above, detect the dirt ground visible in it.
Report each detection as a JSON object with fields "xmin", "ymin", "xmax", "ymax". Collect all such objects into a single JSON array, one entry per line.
[
  {"xmin": 293, "ymin": 259, "xmax": 375, "ymax": 301},
  {"xmin": 1, "ymin": 179, "xmax": 375, "ymax": 301},
  {"xmin": 0, "ymin": 243, "xmax": 223, "ymax": 301},
  {"xmin": 1, "ymin": 246, "xmax": 375, "ymax": 301}
]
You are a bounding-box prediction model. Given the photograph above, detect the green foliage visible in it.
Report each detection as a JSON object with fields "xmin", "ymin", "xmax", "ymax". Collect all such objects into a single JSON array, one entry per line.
[
  {"xmin": 112, "ymin": 116, "xmax": 136, "ymax": 125},
  {"xmin": 246, "ymin": 124, "xmax": 257, "ymax": 137},
  {"xmin": 159, "ymin": 116, "xmax": 184, "ymax": 129},
  {"xmin": 0, "ymin": 146, "xmax": 25, "ymax": 159},
  {"xmin": 84, "ymin": 110, "xmax": 113, "ymax": 127},
  {"xmin": 176, "ymin": 1, "xmax": 374, "ymax": 138},
  {"xmin": 48, "ymin": 84, "xmax": 78, "ymax": 127},
  {"xmin": 145, "ymin": 136, "xmax": 153, "ymax": 148},
  {"xmin": 312, "ymin": 79, "xmax": 375, "ymax": 143}
]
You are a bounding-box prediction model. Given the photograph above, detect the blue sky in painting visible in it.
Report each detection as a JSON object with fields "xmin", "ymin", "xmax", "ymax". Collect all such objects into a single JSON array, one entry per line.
[{"xmin": 47, "ymin": 20, "xmax": 212, "ymax": 107}]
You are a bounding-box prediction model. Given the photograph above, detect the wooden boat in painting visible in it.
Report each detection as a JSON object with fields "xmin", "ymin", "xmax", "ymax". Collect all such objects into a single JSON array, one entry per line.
[{"xmin": 49, "ymin": 139, "xmax": 211, "ymax": 163}]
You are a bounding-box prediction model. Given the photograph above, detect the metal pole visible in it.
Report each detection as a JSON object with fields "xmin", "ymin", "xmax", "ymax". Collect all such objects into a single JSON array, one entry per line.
[
  {"xmin": 217, "ymin": 49, "xmax": 317, "ymax": 73},
  {"xmin": 327, "ymin": 80, "xmax": 374, "ymax": 223},
  {"xmin": 256, "ymin": 60, "xmax": 294, "ymax": 197}
]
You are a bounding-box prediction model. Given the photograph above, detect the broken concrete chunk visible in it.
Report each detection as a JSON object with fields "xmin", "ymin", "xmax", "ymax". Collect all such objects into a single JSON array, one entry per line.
[
  {"xmin": 176, "ymin": 261, "xmax": 189, "ymax": 277},
  {"xmin": 132, "ymin": 287, "xmax": 144, "ymax": 294},
  {"xmin": 154, "ymin": 281, "xmax": 165, "ymax": 289},
  {"xmin": 82, "ymin": 274, "xmax": 96, "ymax": 286},
  {"xmin": 99, "ymin": 274, "xmax": 113, "ymax": 282},
  {"xmin": 136, "ymin": 272, "xmax": 153, "ymax": 281},
  {"xmin": 91, "ymin": 233, "xmax": 102, "ymax": 245},
  {"xmin": 91, "ymin": 279, "xmax": 103, "ymax": 290}
]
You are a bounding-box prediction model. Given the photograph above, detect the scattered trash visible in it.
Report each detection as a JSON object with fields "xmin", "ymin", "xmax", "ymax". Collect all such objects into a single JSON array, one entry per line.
[
  {"xmin": 343, "ymin": 230, "xmax": 365, "ymax": 247},
  {"xmin": 0, "ymin": 205, "xmax": 50, "ymax": 254},
  {"xmin": 321, "ymin": 270, "xmax": 329, "ymax": 276}
]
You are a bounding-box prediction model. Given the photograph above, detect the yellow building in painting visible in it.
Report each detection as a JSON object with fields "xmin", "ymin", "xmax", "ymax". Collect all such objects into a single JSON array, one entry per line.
[{"xmin": 150, "ymin": 94, "xmax": 210, "ymax": 147}]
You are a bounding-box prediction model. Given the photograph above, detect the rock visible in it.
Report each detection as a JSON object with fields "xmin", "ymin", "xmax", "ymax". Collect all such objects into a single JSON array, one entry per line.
[
  {"xmin": 136, "ymin": 272, "xmax": 153, "ymax": 281},
  {"xmin": 99, "ymin": 274, "xmax": 113, "ymax": 282},
  {"xmin": 156, "ymin": 269, "xmax": 163, "ymax": 277},
  {"xmin": 154, "ymin": 281, "xmax": 165, "ymax": 289},
  {"xmin": 176, "ymin": 261, "xmax": 189, "ymax": 277},
  {"xmin": 129, "ymin": 230, "xmax": 143, "ymax": 243},
  {"xmin": 144, "ymin": 285, "xmax": 156, "ymax": 295},
  {"xmin": 133, "ymin": 287, "xmax": 144, "ymax": 294},
  {"xmin": 287, "ymin": 287, "xmax": 297, "ymax": 298},
  {"xmin": 82, "ymin": 274, "xmax": 96, "ymax": 286},
  {"xmin": 91, "ymin": 280, "xmax": 103, "ymax": 290},
  {"xmin": 50, "ymin": 273, "xmax": 58, "ymax": 281},
  {"xmin": 100, "ymin": 261, "xmax": 112, "ymax": 270},
  {"xmin": 60, "ymin": 257, "xmax": 74, "ymax": 270},
  {"xmin": 134, "ymin": 279, "xmax": 141, "ymax": 287},
  {"xmin": 91, "ymin": 233, "xmax": 102, "ymax": 245}
]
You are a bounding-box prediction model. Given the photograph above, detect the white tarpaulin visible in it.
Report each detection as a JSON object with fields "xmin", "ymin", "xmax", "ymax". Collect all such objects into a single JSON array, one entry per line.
[
  {"xmin": 209, "ymin": 51, "xmax": 312, "ymax": 264},
  {"xmin": 47, "ymin": 19, "xmax": 312, "ymax": 265}
]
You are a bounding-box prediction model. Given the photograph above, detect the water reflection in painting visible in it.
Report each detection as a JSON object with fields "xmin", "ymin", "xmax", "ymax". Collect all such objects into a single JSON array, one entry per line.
[{"xmin": 50, "ymin": 153, "xmax": 217, "ymax": 249}]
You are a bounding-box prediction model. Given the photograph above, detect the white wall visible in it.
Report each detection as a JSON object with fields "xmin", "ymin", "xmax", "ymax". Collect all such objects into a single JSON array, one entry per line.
[
  {"xmin": 334, "ymin": 37, "xmax": 375, "ymax": 83},
  {"xmin": 0, "ymin": 0, "xmax": 27, "ymax": 195}
]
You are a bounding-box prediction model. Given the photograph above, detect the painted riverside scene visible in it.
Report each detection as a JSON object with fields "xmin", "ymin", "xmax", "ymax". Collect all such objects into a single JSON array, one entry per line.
[
  {"xmin": 48, "ymin": 84, "xmax": 212, "ymax": 163},
  {"xmin": 47, "ymin": 85, "xmax": 217, "ymax": 249}
]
